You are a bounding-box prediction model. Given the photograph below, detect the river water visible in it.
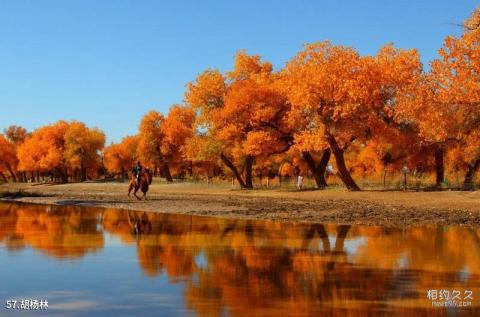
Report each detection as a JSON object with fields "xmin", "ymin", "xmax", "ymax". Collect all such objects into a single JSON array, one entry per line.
[{"xmin": 0, "ymin": 202, "xmax": 479, "ymax": 316}]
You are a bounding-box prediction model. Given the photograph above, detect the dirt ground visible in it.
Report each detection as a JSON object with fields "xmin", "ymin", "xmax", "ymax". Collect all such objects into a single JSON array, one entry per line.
[{"xmin": 1, "ymin": 181, "xmax": 480, "ymax": 227}]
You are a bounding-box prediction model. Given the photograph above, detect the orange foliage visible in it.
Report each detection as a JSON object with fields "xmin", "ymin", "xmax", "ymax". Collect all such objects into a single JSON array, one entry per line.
[
  {"xmin": 161, "ymin": 105, "xmax": 195, "ymax": 176},
  {"xmin": 137, "ymin": 110, "xmax": 166, "ymax": 168},
  {"xmin": 104, "ymin": 135, "xmax": 139, "ymax": 176},
  {"xmin": 186, "ymin": 51, "xmax": 291, "ymax": 188},
  {"xmin": 17, "ymin": 121, "xmax": 69, "ymax": 175},
  {"xmin": 16, "ymin": 121, "xmax": 104, "ymax": 181},
  {"xmin": 282, "ymin": 41, "xmax": 423, "ymax": 190},
  {"xmin": 136, "ymin": 106, "xmax": 195, "ymax": 179},
  {"xmin": 64, "ymin": 121, "xmax": 105, "ymax": 180},
  {"xmin": 0, "ymin": 134, "xmax": 18, "ymax": 181}
]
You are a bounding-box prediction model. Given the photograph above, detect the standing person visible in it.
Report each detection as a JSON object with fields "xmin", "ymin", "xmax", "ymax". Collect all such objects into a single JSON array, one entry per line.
[
  {"xmin": 297, "ymin": 174, "xmax": 304, "ymax": 190},
  {"xmin": 294, "ymin": 166, "xmax": 303, "ymax": 190},
  {"xmin": 132, "ymin": 161, "xmax": 143, "ymax": 186}
]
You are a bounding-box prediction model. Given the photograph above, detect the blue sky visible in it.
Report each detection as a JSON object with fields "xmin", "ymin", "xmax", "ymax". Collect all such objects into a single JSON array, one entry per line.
[{"xmin": 0, "ymin": 0, "xmax": 477, "ymax": 143}]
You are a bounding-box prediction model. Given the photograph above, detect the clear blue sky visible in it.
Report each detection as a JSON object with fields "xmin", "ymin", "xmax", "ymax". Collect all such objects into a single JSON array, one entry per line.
[{"xmin": 0, "ymin": 0, "xmax": 477, "ymax": 143}]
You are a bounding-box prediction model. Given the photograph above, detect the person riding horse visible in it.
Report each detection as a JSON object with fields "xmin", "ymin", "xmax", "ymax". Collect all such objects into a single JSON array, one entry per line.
[
  {"xmin": 132, "ymin": 161, "xmax": 143, "ymax": 186},
  {"xmin": 128, "ymin": 162, "xmax": 152, "ymax": 200}
]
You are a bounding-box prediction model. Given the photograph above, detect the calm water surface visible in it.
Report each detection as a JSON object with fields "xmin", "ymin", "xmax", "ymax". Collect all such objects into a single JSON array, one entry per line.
[{"xmin": 0, "ymin": 202, "xmax": 479, "ymax": 316}]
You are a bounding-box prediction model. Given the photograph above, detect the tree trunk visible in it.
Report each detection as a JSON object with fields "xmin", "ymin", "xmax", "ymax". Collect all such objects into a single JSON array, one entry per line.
[
  {"xmin": 161, "ymin": 163, "xmax": 173, "ymax": 182},
  {"xmin": 434, "ymin": 146, "xmax": 444, "ymax": 187},
  {"xmin": 17, "ymin": 172, "xmax": 25, "ymax": 182},
  {"xmin": 5, "ymin": 163, "xmax": 17, "ymax": 182},
  {"xmin": 0, "ymin": 171, "xmax": 8, "ymax": 182},
  {"xmin": 383, "ymin": 168, "xmax": 387, "ymax": 189},
  {"xmin": 334, "ymin": 225, "xmax": 351, "ymax": 253},
  {"xmin": 244, "ymin": 155, "xmax": 254, "ymax": 189},
  {"xmin": 463, "ymin": 158, "xmax": 480, "ymax": 190},
  {"xmin": 220, "ymin": 153, "xmax": 247, "ymax": 188},
  {"xmin": 59, "ymin": 168, "xmax": 68, "ymax": 183},
  {"xmin": 302, "ymin": 150, "xmax": 330, "ymax": 189},
  {"xmin": 154, "ymin": 144, "xmax": 173, "ymax": 182},
  {"xmin": 302, "ymin": 224, "xmax": 330, "ymax": 251},
  {"xmin": 80, "ymin": 162, "xmax": 87, "ymax": 182},
  {"xmin": 188, "ymin": 161, "xmax": 193, "ymax": 176},
  {"xmin": 326, "ymin": 134, "xmax": 360, "ymax": 191}
]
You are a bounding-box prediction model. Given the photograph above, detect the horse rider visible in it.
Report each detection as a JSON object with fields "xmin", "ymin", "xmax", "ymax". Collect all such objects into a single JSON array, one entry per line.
[{"xmin": 132, "ymin": 161, "xmax": 143, "ymax": 186}]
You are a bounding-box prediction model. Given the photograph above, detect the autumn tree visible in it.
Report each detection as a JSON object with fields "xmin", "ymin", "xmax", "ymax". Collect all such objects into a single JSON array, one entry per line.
[
  {"xmin": 17, "ymin": 121, "xmax": 105, "ymax": 182},
  {"xmin": 2, "ymin": 125, "xmax": 29, "ymax": 182},
  {"xmin": 253, "ymin": 154, "xmax": 286, "ymax": 187},
  {"xmin": 4, "ymin": 125, "xmax": 28, "ymax": 146},
  {"xmin": 160, "ymin": 105, "xmax": 196, "ymax": 178},
  {"xmin": 283, "ymin": 42, "xmax": 367, "ymax": 190},
  {"xmin": 137, "ymin": 110, "xmax": 171, "ymax": 180},
  {"xmin": 137, "ymin": 107, "xmax": 195, "ymax": 182},
  {"xmin": 395, "ymin": 7, "xmax": 480, "ymax": 189},
  {"xmin": 186, "ymin": 52, "xmax": 292, "ymax": 189},
  {"xmin": 283, "ymin": 41, "xmax": 424, "ymax": 190},
  {"xmin": 464, "ymin": 6, "xmax": 480, "ymax": 31},
  {"xmin": 434, "ymin": 8, "xmax": 480, "ymax": 189},
  {"xmin": 104, "ymin": 135, "xmax": 139, "ymax": 179},
  {"xmin": 64, "ymin": 121, "xmax": 105, "ymax": 181},
  {"xmin": 17, "ymin": 121, "xmax": 70, "ymax": 182},
  {"xmin": 0, "ymin": 134, "xmax": 18, "ymax": 182},
  {"xmin": 364, "ymin": 45, "xmax": 428, "ymax": 185},
  {"xmin": 348, "ymin": 138, "xmax": 411, "ymax": 188},
  {"xmin": 184, "ymin": 135, "xmax": 222, "ymax": 182}
]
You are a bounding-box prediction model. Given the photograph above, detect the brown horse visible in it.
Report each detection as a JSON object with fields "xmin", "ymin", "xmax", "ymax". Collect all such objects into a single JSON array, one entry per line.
[{"xmin": 128, "ymin": 168, "xmax": 153, "ymax": 200}]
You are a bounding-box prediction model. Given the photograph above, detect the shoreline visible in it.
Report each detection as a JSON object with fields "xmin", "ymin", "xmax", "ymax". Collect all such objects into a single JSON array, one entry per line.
[{"xmin": 1, "ymin": 182, "xmax": 480, "ymax": 227}]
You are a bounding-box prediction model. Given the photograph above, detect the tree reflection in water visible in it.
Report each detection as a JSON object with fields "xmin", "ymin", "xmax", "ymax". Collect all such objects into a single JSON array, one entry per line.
[{"xmin": 1, "ymin": 202, "xmax": 479, "ymax": 316}]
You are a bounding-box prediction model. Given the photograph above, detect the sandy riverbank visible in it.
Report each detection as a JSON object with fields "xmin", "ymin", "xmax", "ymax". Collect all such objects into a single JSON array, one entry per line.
[{"xmin": 1, "ymin": 182, "xmax": 480, "ymax": 226}]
